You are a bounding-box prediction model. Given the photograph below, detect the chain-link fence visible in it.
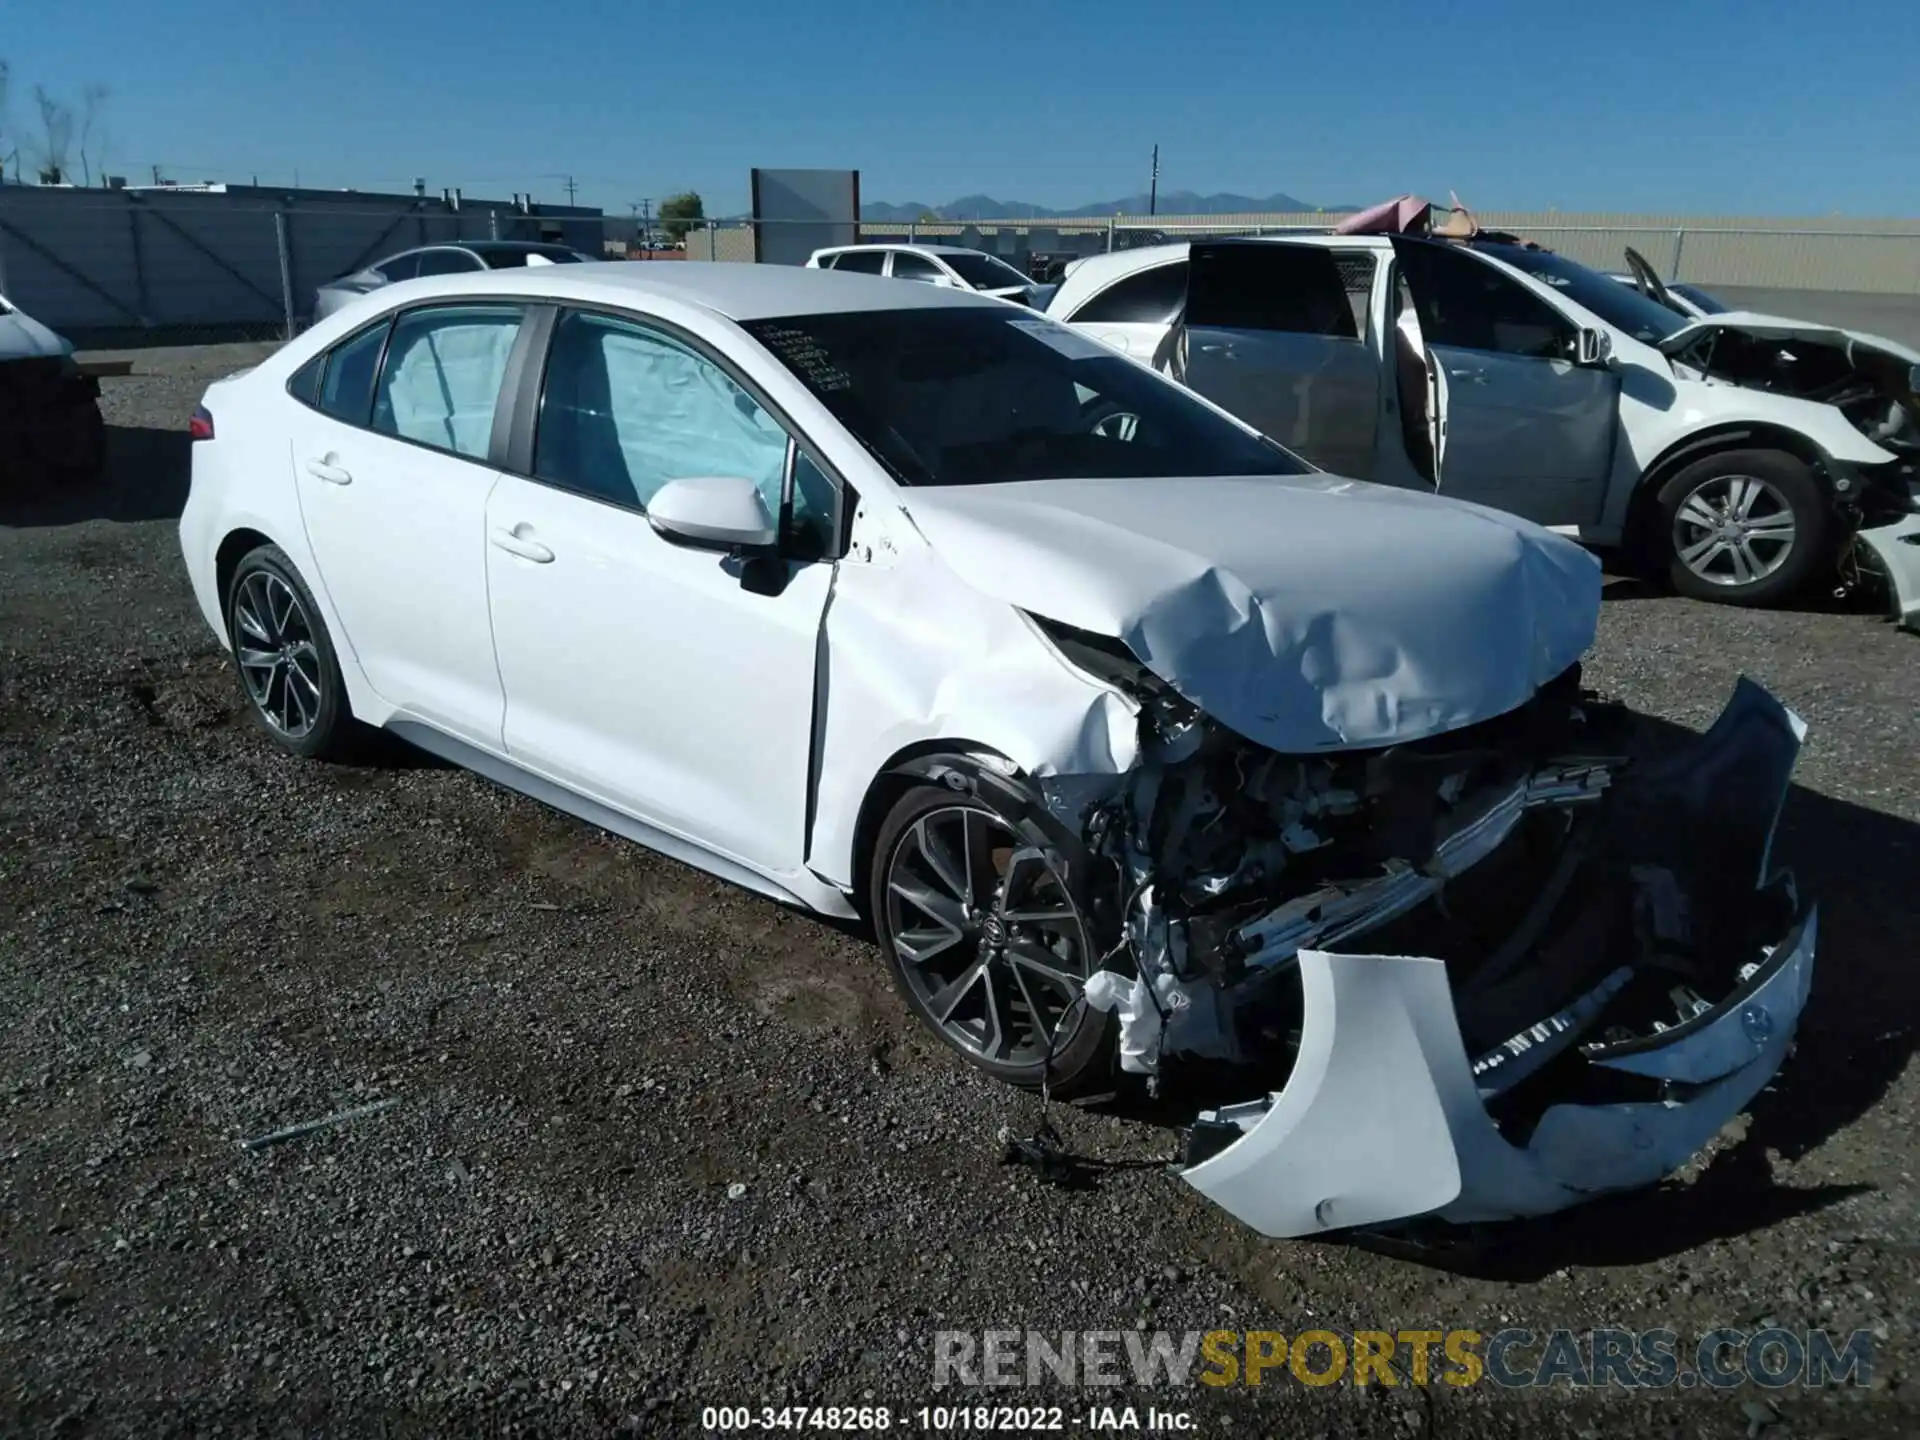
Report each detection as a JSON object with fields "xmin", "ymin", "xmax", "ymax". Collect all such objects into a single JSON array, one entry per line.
[
  {"xmin": 5, "ymin": 188, "xmax": 1918, "ymax": 347},
  {"xmin": 0, "ymin": 190, "xmax": 617, "ymax": 346}
]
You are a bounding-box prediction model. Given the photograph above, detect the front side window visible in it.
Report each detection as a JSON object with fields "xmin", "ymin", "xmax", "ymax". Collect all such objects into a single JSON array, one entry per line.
[
  {"xmin": 412, "ymin": 249, "xmax": 483, "ymax": 278},
  {"xmin": 1070, "ymin": 261, "xmax": 1187, "ymax": 325},
  {"xmin": 1394, "ymin": 240, "xmax": 1576, "ymax": 359},
  {"xmin": 370, "ymin": 305, "xmax": 523, "ymax": 458},
  {"xmin": 889, "ymin": 250, "xmax": 945, "ymax": 284},
  {"xmin": 317, "ymin": 321, "xmax": 390, "ymax": 424},
  {"xmin": 939, "ymin": 250, "xmax": 1032, "ymax": 290},
  {"xmin": 742, "ymin": 307, "xmax": 1307, "ymax": 488},
  {"xmin": 1186, "ymin": 243, "xmax": 1359, "ymax": 338},
  {"xmin": 534, "ymin": 311, "xmax": 800, "ymax": 533}
]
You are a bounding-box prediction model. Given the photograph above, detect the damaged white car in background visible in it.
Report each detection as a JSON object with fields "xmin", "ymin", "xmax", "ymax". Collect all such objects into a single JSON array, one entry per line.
[{"xmin": 179, "ymin": 263, "xmax": 1817, "ymax": 1242}]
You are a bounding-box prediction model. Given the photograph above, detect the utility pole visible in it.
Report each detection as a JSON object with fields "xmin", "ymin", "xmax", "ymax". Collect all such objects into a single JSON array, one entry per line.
[
  {"xmin": 564, "ymin": 174, "xmax": 578, "ymax": 206},
  {"xmin": 1148, "ymin": 144, "xmax": 1159, "ymax": 217}
]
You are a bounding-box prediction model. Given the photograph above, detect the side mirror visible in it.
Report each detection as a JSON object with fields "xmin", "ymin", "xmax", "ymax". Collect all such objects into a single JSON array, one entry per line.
[
  {"xmin": 647, "ymin": 475, "xmax": 777, "ymax": 554},
  {"xmin": 1575, "ymin": 327, "xmax": 1613, "ymax": 367}
]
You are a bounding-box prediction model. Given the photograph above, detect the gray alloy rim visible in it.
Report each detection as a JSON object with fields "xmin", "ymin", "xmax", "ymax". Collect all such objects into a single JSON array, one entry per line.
[
  {"xmin": 232, "ymin": 570, "xmax": 323, "ymax": 739},
  {"xmin": 885, "ymin": 805, "xmax": 1091, "ymax": 1067},
  {"xmin": 1672, "ymin": 474, "xmax": 1797, "ymax": 587}
]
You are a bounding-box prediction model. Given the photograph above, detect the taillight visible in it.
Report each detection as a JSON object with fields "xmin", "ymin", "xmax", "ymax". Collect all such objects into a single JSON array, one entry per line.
[{"xmin": 188, "ymin": 405, "xmax": 215, "ymax": 441}]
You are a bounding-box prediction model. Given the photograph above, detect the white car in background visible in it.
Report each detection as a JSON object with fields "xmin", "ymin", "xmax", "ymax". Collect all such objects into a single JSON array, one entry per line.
[
  {"xmin": 806, "ymin": 243, "xmax": 1055, "ymax": 309},
  {"xmin": 178, "ymin": 261, "xmax": 1816, "ymax": 1240},
  {"xmin": 1048, "ymin": 235, "xmax": 1920, "ymax": 611}
]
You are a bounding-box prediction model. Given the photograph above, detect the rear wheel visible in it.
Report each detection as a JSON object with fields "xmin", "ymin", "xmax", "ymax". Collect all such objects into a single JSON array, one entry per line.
[
  {"xmin": 870, "ymin": 786, "xmax": 1112, "ymax": 1094},
  {"xmin": 224, "ymin": 544, "xmax": 357, "ymax": 760},
  {"xmin": 1657, "ymin": 448, "xmax": 1832, "ymax": 607}
]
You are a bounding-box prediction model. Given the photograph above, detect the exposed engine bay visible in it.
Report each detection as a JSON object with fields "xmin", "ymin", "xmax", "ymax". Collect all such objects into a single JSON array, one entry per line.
[
  {"xmin": 1027, "ymin": 619, "xmax": 1815, "ymax": 1238},
  {"xmin": 1670, "ymin": 327, "xmax": 1920, "ymax": 453}
]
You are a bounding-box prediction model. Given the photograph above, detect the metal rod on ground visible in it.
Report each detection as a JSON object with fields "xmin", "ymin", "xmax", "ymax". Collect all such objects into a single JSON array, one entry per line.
[{"xmin": 239, "ymin": 1098, "xmax": 397, "ymax": 1151}]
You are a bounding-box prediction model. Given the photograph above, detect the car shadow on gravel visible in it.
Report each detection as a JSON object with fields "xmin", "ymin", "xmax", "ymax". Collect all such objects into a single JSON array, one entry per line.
[{"xmin": 0, "ymin": 426, "xmax": 189, "ymax": 527}]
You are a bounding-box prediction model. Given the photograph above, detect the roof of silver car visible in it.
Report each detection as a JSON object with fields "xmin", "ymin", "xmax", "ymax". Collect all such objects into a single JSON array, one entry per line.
[{"xmin": 355, "ymin": 259, "xmax": 1012, "ymax": 322}]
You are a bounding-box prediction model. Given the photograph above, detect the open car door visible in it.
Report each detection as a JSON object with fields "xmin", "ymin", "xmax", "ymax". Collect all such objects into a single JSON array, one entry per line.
[
  {"xmin": 1169, "ymin": 241, "xmax": 1380, "ymax": 477},
  {"xmin": 1390, "ymin": 238, "xmax": 1618, "ymax": 527}
]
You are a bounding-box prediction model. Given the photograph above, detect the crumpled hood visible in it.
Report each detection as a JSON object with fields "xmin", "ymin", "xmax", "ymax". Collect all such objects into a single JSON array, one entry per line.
[
  {"xmin": 0, "ymin": 299, "xmax": 75, "ymax": 362},
  {"xmin": 1659, "ymin": 310, "xmax": 1920, "ymax": 374},
  {"xmin": 899, "ymin": 474, "xmax": 1602, "ymax": 753}
]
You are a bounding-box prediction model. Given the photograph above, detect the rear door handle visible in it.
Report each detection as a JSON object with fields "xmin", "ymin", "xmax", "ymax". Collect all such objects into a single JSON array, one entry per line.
[
  {"xmin": 304, "ymin": 457, "xmax": 352, "ymax": 485},
  {"xmin": 489, "ymin": 525, "xmax": 554, "ymax": 563}
]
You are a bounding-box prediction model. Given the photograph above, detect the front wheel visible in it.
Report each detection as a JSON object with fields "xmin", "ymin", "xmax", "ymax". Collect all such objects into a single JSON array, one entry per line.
[
  {"xmin": 1656, "ymin": 448, "xmax": 1833, "ymax": 607},
  {"xmin": 869, "ymin": 786, "xmax": 1113, "ymax": 1094}
]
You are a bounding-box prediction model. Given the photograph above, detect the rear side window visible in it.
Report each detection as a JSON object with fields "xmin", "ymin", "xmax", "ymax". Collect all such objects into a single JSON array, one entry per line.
[
  {"xmin": 833, "ymin": 251, "xmax": 886, "ymax": 275},
  {"xmin": 317, "ymin": 322, "xmax": 389, "ymax": 424},
  {"xmin": 1071, "ymin": 262, "xmax": 1186, "ymax": 325},
  {"xmin": 1394, "ymin": 241, "xmax": 1575, "ymax": 360},
  {"xmin": 371, "ymin": 305, "xmax": 523, "ymax": 458},
  {"xmin": 287, "ymin": 354, "xmax": 326, "ymax": 406},
  {"xmin": 814, "ymin": 253, "xmax": 840, "ymax": 269},
  {"xmin": 1186, "ymin": 244, "xmax": 1359, "ymax": 338},
  {"xmin": 375, "ymin": 253, "xmax": 421, "ymax": 282}
]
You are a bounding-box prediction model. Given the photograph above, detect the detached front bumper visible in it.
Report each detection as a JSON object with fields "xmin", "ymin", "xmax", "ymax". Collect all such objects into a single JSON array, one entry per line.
[{"xmin": 1179, "ymin": 679, "xmax": 1815, "ymax": 1238}]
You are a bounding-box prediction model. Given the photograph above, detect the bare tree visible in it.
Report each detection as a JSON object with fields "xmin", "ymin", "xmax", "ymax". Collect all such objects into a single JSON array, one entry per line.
[
  {"xmin": 77, "ymin": 84, "xmax": 108, "ymax": 186},
  {"xmin": 32, "ymin": 84, "xmax": 73, "ymax": 183}
]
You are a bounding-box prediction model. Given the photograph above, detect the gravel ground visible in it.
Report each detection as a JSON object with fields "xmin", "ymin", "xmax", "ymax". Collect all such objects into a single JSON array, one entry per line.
[{"xmin": 2, "ymin": 343, "xmax": 1918, "ymax": 1437}]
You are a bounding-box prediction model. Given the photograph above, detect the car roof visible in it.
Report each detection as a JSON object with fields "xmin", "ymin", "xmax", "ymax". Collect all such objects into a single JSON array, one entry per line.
[
  {"xmin": 815, "ymin": 243, "xmax": 997, "ymax": 259},
  {"xmin": 353, "ymin": 260, "xmax": 1014, "ymax": 321}
]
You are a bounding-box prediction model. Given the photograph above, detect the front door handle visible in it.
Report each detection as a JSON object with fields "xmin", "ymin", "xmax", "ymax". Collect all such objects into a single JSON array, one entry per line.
[
  {"xmin": 490, "ymin": 525, "xmax": 554, "ymax": 563},
  {"xmin": 305, "ymin": 456, "xmax": 352, "ymax": 485}
]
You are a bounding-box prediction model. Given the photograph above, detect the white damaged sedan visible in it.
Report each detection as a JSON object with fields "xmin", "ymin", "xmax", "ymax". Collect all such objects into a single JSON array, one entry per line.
[{"xmin": 179, "ymin": 261, "xmax": 1816, "ymax": 1239}]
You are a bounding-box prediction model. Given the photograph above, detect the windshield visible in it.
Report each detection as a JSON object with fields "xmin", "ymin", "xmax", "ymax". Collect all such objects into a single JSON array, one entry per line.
[
  {"xmin": 480, "ymin": 245, "xmax": 593, "ymax": 269},
  {"xmin": 742, "ymin": 308, "xmax": 1308, "ymax": 487},
  {"xmin": 1477, "ymin": 242, "xmax": 1690, "ymax": 344},
  {"xmin": 1669, "ymin": 283, "xmax": 1729, "ymax": 316},
  {"xmin": 938, "ymin": 250, "xmax": 1032, "ymax": 290}
]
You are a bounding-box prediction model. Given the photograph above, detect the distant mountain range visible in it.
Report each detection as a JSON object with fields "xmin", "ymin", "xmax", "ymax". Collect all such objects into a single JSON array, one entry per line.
[{"xmin": 859, "ymin": 191, "xmax": 1360, "ymax": 222}]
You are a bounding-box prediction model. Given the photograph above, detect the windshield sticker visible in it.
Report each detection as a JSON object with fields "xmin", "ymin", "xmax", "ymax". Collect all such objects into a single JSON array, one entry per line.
[{"xmin": 754, "ymin": 324, "xmax": 852, "ymax": 392}]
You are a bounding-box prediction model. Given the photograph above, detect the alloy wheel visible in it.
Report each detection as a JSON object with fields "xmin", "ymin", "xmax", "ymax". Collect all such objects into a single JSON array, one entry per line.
[
  {"xmin": 884, "ymin": 805, "xmax": 1092, "ymax": 1067},
  {"xmin": 1672, "ymin": 474, "xmax": 1798, "ymax": 588},
  {"xmin": 232, "ymin": 570, "xmax": 324, "ymax": 739}
]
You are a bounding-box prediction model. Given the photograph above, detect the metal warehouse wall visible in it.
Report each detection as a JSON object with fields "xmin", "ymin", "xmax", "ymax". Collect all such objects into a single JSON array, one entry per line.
[
  {"xmin": 828, "ymin": 211, "xmax": 1920, "ymax": 293},
  {"xmin": 0, "ymin": 186, "xmax": 605, "ymax": 334}
]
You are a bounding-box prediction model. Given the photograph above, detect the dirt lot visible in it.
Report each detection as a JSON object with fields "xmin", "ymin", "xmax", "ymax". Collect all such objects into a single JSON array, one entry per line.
[{"xmin": 3, "ymin": 342, "xmax": 1918, "ymax": 1437}]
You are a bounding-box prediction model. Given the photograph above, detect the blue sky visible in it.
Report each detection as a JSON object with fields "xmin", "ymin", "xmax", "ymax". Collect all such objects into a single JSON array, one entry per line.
[{"xmin": 8, "ymin": 0, "xmax": 1914, "ymax": 216}]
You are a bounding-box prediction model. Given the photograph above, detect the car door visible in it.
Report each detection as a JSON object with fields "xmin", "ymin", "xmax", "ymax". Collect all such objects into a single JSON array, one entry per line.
[
  {"xmin": 1174, "ymin": 241, "xmax": 1381, "ymax": 477},
  {"xmin": 287, "ymin": 302, "xmax": 525, "ymax": 746},
  {"xmin": 483, "ymin": 307, "xmax": 838, "ymax": 876},
  {"xmin": 1059, "ymin": 258, "xmax": 1187, "ymax": 361},
  {"xmin": 1390, "ymin": 238, "xmax": 1618, "ymax": 525}
]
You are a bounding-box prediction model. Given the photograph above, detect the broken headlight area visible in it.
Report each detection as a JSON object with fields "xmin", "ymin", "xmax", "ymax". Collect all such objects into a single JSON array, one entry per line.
[{"xmin": 1034, "ymin": 621, "xmax": 1813, "ymax": 1236}]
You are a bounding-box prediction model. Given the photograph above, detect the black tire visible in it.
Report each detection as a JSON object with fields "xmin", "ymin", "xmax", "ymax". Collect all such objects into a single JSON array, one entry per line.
[
  {"xmin": 224, "ymin": 543, "xmax": 358, "ymax": 761},
  {"xmin": 1656, "ymin": 448, "xmax": 1833, "ymax": 607},
  {"xmin": 60, "ymin": 402, "xmax": 107, "ymax": 486},
  {"xmin": 869, "ymin": 785, "xmax": 1114, "ymax": 1095}
]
